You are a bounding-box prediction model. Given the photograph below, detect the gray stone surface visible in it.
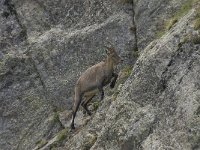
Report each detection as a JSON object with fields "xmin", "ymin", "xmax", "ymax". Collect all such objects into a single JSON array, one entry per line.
[
  {"xmin": 133, "ymin": 0, "xmax": 190, "ymax": 50},
  {"xmin": 0, "ymin": 0, "xmax": 135, "ymax": 149},
  {"xmin": 0, "ymin": 0, "xmax": 200, "ymax": 149},
  {"xmin": 59, "ymin": 8, "xmax": 200, "ymax": 150}
]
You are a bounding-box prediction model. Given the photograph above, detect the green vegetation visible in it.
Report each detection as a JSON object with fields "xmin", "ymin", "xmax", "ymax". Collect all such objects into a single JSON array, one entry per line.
[
  {"xmin": 106, "ymin": 65, "xmax": 133, "ymax": 99},
  {"xmin": 182, "ymin": 35, "xmax": 191, "ymax": 43},
  {"xmin": 112, "ymin": 65, "xmax": 133, "ymax": 101},
  {"xmin": 178, "ymin": 34, "xmax": 190, "ymax": 47},
  {"xmin": 122, "ymin": 65, "xmax": 133, "ymax": 77},
  {"xmin": 35, "ymin": 139, "xmax": 48, "ymax": 148},
  {"xmin": 193, "ymin": 5, "xmax": 200, "ymax": 30},
  {"xmin": 56, "ymin": 128, "xmax": 69, "ymax": 142},
  {"xmin": 192, "ymin": 34, "xmax": 200, "ymax": 44},
  {"xmin": 83, "ymin": 134, "xmax": 97, "ymax": 150},
  {"xmin": 155, "ymin": 30, "xmax": 165, "ymax": 38},
  {"xmin": 52, "ymin": 112, "xmax": 60, "ymax": 123},
  {"xmin": 174, "ymin": 0, "xmax": 195, "ymax": 19},
  {"xmin": 166, "ymin": 18, "xmax": 178, "ymax": 30},
  {"xmin": 194, "ymin": 18, "xmax": 200, "ymax": 30},
  {"xmin": 60, "ymin": 79, "xmax": 68, "ymax": 86},
  {"xmin": 195, "ymin": 5, "xmax": 200, "ymax": 18},
  {"xmin": 112, "ymin": 90, "xmax": 120, "ymax": 101},
  {"xmin": 156, "ymin": 0, "xmax": 197, "ymax": 38},
  {"xmin": 116, "ymin": 65, "xmax": 133, "ymax": 88},
  {"xmin": 178, "ymin": 33, "xmax": 200, "ymax": 45},
  {"xmin": 51, "ymin": 111, "xmax": 65, "ymax": 129},
  {"xmin": 92, "ymin": 101, "xmax": 100, "ymax": 111},
  {"xmin": 178, "ymin": 33, "xmax": 200, "ymax": 46},
  {"xmin": 23, "ymin": 95, "xmax": 44, "ymax": 110}
]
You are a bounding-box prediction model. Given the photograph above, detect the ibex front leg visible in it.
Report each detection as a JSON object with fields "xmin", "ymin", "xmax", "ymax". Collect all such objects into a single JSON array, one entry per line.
[
  {"xmin": 98, "ymin": 85, "xmax": 104, "ymax": 100},
  {"xmin": 110, "ymin": 73, "xmax": 118, "ymax": 88}
]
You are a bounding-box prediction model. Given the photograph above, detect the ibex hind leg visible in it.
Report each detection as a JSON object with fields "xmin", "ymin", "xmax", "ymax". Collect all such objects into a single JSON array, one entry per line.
[
  {"xmin": 71, "ymin": 93, "xmax": 82, "ymax": 129},
  {"xmin": 81, "ymin": 103, "xmax": 92, "ymax": 116},
  {"xmin": 81, "ymin": 94, "xmax": 95, "ymax": 116}
]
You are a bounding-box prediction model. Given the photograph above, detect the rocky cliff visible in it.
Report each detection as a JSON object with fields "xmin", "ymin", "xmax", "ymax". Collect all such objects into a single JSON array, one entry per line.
[{"xmin": 0, "ymin": 0, "xmax": 200, "ymax": 150}]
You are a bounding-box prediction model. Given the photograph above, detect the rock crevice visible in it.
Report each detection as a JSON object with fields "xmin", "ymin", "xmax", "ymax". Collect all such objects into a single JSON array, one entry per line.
[{"xmin": 3, "ymin": 0, "xmax": 28, "ymax": 41}]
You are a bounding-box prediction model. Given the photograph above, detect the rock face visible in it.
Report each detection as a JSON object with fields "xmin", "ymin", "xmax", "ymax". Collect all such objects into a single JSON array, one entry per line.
[
  {"xmin": 133, "ymin": 0, "xmax": 187, "ymax": 50},
  {"xmin": 0, "ymin": 0, "xmax": 135, "ymax": 149},
  {"xmin": 0, "ymin": 0, "xmax": 200, "ymax": 150},
  {"xmin": 60, "ymin": 7, "xmax": 200, "ymax": 150}
]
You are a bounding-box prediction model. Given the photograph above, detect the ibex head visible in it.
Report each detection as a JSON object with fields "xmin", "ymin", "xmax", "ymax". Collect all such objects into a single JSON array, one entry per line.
[{"xmin": 104, "ymin": 46, "xmax": 123, "ymax": 65}]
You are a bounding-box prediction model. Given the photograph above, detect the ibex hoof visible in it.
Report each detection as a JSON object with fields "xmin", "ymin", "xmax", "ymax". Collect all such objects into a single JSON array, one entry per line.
[
  {"xmin": 71, "ymin": 124, "xmax": 75, "ymax": 129},
  {"xmin": 110, "ymin": 83, "xmax": 115, "ymax": 88},
  {"xmin": 87, "ymin": 111, "xmax": 92, "ymax": 116}
]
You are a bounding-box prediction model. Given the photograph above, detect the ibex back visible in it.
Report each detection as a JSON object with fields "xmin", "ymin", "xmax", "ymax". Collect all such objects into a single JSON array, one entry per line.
[{"xmin": 71, "ymin": 46, "xmax": 122, "ymax": 129}]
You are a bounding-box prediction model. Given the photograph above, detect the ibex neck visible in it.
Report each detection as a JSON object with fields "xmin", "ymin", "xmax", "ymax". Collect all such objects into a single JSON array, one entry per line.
[{"xmin": 105, "ymin": 56, "xmax": 114, "ymax": 71}]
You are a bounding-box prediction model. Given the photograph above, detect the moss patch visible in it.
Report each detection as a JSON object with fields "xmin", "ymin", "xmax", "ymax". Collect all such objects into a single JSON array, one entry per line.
[
  {"xmin": 112, "ymin": 90, "xmax": 120, "ymax": 101},
  {"xmin": 92, "ymin": 101, "xmax": 100, "ymax": 111},
  {"xmin": 60, "ymin": 79, "xmax": 68, "ymax": 86},
  {"xmin": 112, "ymin": 65, "xmax": 133, "ymax": 101},
  {"xmin": 195, "ymin": 6, "xmax": 200, "ymax": 18},
  {"xmin": 192, "ymin": 34, "xmax": 200, "ymax": 44},
  {"xmin": 156, "ymin": 0, "xmax": 197, "ymax": 37},
  {"xmin": 56, "ymin": 128, "xmax": 69, "ymax": 142},
  {"xmin": 23, "ymin": 95, "xmax": 44, "ymax": 110},
  {"xmin": 194, "ymin": 18, "xmax": 200, "ymax": 30},
  {"xmin": 115, "ymin": 65, "xmax": 132, "ymax": 89},
  {"xmin": 193, "ymin": 8, "xmax": 200, "ymax": 29},
  {"xmin": 83, "ymin": 133, "xmax": 97, "ymax": 150},
  {"xmin": 166, "ymin": 18, "xmax": 178, "ymax": 30},
  {"xmin": 122, "ymin": 65, "xmax": 133, "ymax": 77},
  {"xmin": 155, "ymin": 30, "xmax": 166, "ymax": 38},
  {"xmin": 52, "ymin": 112, "xmax": 60, "ymax": 123},
  {"xmin": 35, "ymin": 139, "xmax": 48, "ymax": 149},
  {"xmin": 179, "ymin": 33, "xmax": 200, "ymax": 45},
  {"xmin": 182, "ymin": 35, "xmax": 191, "ymax": 43},
  {"xmin": 174, "ymin": 0, "xmax": 194, "ymax": 18}
]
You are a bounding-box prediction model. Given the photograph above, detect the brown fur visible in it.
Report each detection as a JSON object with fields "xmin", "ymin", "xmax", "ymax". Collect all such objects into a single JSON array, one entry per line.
[{"xmin": 71, "ymin": 46, "xmax": 121, "ymax": 129}]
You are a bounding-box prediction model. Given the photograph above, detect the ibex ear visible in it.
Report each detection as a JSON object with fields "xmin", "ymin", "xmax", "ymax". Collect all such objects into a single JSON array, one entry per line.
[
  {"xmin": 105, "ymin": 49, "xmax": 108, "ymax": 54},
  {"xmin": 104, "ymin": 46, "xmax": 112, "ymax": 55}
]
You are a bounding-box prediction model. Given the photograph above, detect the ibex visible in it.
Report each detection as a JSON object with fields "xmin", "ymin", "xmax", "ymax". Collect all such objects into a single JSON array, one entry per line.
[{"xmin": 71, "ymin": 46, "xmax": 122, "ymax": 129}]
